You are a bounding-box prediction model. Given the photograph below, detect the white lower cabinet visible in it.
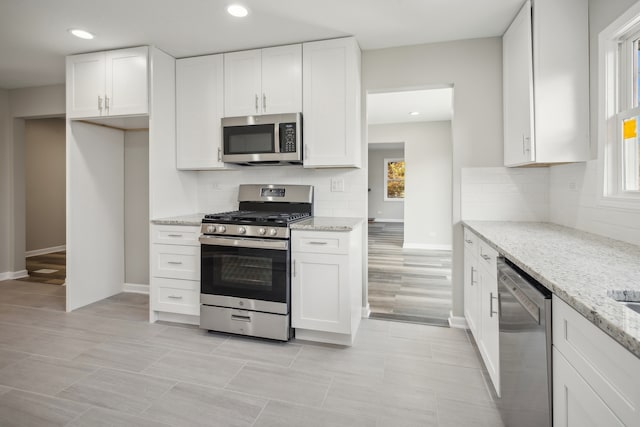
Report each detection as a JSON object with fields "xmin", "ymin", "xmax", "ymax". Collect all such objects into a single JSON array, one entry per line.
[
  {"xmin": 463, "ymin": 227, "xmax": 500, "ymax": 396},
  {"xmin": 150, "ymin": 224, "xmax": 201, "ymax": 324},
  {"xmin": 552, "ymin": 296, "xmax": 640, "ymax": 426},
  {"xmin": 291, "ymin": 223, "xmax": 363, "ymax": 345}
]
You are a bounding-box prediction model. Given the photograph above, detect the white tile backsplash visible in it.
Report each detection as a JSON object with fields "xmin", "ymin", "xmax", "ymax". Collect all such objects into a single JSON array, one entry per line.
[
  {"xmin": 197, "ymin": 167, "xmax": 367, "ymax": 218},
  {"xmin": 461, "ymin": 167, "xmax": 549, "ymax": 221}
]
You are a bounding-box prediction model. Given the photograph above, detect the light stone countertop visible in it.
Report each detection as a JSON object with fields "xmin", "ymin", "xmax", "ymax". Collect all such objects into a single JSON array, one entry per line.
[
  {"xmin": 463, "ymin": 220, "xmax": 640, "ymax": 359},
  {"xmin": 290, "ymin": 217, "xmax": 364, "ymax": 231},
  {"xmin": 150, "ymin": 213, "xmax": 205, "ymax": 226}
]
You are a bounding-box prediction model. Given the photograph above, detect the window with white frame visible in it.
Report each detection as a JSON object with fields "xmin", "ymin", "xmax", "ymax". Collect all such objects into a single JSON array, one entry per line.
[
  {"xmin": 600, "ymin": 3, "xmax": 640, "ymax": 207},
  {"xmin": 384, "ymin": 158, "xmax": 405, "ymax": 201}
]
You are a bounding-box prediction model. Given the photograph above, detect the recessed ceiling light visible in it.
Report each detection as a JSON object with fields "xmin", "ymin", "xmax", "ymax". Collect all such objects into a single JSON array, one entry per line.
[
  {"xmin": 227, "ymin": 4, "xmax": 249, "ymax": 17},
  {"xmin": 409, "ymin": 111, "xmax": 420, "ymax": 116},
  {"xmin": 68, "ymin": 28, "xmax": 94, "ymax": 40}
]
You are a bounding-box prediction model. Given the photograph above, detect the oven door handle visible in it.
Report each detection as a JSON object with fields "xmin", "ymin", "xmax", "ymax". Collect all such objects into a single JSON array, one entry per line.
[{"xmin": 199, "ymin": 235, "xmax": 289, "ymax": 251}]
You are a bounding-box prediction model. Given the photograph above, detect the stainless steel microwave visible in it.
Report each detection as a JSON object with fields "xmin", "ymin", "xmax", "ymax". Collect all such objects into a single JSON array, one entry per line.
[{"xmin": 222, "ymin": 113, "xmax": 302, "ymax": 165}]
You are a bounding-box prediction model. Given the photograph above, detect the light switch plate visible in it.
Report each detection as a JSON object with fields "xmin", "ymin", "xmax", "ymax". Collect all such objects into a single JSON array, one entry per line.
[{"xmin": 331, "ymin": 178, "xmax": 345, "ymax": 192}]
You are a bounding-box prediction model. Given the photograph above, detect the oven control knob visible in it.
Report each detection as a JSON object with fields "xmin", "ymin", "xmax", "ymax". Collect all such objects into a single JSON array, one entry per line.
[
  {"xmin": 238, "ymin": 227, "xmax": 246, "ymax": 234},
  {"xmin": 269, "ymin": 228, "xmax": 278, "ymax": 236},
  {"xmin": 206, "ymin": 225, "xmax": 216, "ymax": 233},
  {"xmin": 258, "ymin": 228, "xmax": 266, "ymax": 235},
  {"xmin": 218, "ymin": 226, "xmax": 226, "ymax": 233}
]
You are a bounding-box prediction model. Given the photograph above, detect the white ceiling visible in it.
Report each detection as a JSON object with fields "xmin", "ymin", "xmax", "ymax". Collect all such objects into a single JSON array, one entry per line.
[
  {"xmin": 0, "ymin": 0, "xmax": 523, "ymax": 90},
  {"xmin": 367, "ymin": 88, "xmax": 453, "ymax": 125}
]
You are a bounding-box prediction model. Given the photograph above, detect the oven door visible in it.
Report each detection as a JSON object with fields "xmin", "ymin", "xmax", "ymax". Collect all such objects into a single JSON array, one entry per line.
[{"xmin": 200, "ymin": 235, "xmax": 290, "ymax": 314}]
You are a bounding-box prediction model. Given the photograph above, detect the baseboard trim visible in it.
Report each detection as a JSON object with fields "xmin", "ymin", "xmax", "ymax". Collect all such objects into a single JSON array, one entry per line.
[
  {"xmin": 0, "ymin": 270, "xmax": 29, "ymax": 281},
  {"xmin": 403, "ymin": 243, "xmax": 452, "ymax": 251},
  {"xmin": 26, "ymin": 245, "xmax": 66, "ymax": 258},
  {"xmin": 362, "ymin": 304, "xmax": 371, "ymax": 318},
  {"xmin": 123, "ymin": 283, "xmax": 149, "ymax": 294},
  {"xmin": 448, "ymin": 312, "xmax": 468, "ymax": 329},
  {"xmin": 372, "ymin": 219, "xmax": 404, "ymax": 223}
]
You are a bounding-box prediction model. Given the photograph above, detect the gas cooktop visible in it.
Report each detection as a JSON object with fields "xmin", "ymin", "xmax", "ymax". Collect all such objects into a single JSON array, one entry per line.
[{"xmin": 202, "ymin": 210, "xmax": 311, "ymax": 226}]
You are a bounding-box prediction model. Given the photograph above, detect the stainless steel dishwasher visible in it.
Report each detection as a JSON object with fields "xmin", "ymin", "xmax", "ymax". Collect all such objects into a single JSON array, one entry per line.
[{"xmin": 497, "ymin": 257, "xmax": 552, "ymax": 427}]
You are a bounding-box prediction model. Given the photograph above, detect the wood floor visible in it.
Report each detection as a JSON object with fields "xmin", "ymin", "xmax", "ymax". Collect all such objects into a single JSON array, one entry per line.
[
  {"xmin": 0, "ymin": 280, "xmax": 502, "ymax": 426},
  {"xmin": 17, "ymin": 251, "xmax": 66, "ymax": 285},
  {"xmin": 368, "ymin": 222, "xmax": 452, "ymax": 326}
]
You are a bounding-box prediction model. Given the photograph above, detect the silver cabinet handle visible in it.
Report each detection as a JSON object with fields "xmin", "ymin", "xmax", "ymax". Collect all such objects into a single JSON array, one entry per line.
[
  {"xmin": 481, "ymin": 254, "xmax": 491, "ymax": 261},
  {"xmin": 167, "ymin": 234, "xmax": 183, "ymax": 237},
  {"xmin": 293, "ymin": 259, "xmax": 296, "ymax": 277},
  {"xmin": 105, "ymin": 95, "xmax": 110, "ymax": 111},
  {"xmin": 490, "ymin": 292, "xmax": 499, "ymax": 317},
  {"xmin": 167, "ymin": 261, "xmax": 183, "ymax": 265},
  {"xmin": 231, "ymin": 314, "xmax": 252, "ymax": 322},
  {"xmin": 98, "ymin": 95, "xmax": 103, "ymax": 111},
  {"xmin": 263, "ymin": 93, "xmax": 266, "ymax": 112},
  {"xmin": 470, "ymin": 266, "xmax": 477, "ymax": 285},
  {"xmin": 167, "ymin": 295, "xmax": 183, "ymax": 300},
  {"xmin": 464, "ymin": 239, "xmax": 473, "ymax": 244},
  {"xmin": 217, "ymin": 147, "xmax": 222, "ymax": 162},
  {"xmin": 308, "ymin": 241, "xmax": 328, "ymax": 245},
  {"xmin": 524, "ymin": 136, "xmax": 531, "ymax": 153},
  {"xmin": 255, "ymin": 94, "xmax": 259, "ymax": 113}
]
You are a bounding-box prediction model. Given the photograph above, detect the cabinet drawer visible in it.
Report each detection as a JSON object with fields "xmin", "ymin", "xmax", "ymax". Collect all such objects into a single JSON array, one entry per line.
[
  {"xmin": 292, "ymin": 231, "xmax": 348, "ymax": 255},
  {"xmin": 152, "ymin": 225, "xmax": 201, "ymax": 246},
  {"xmin": 553, "ymin": 296, "xmax": 640, "ymax": 426},
  {"xmin": 154, "ymin": 279, "xmax": 200, "ymax": 316},
  {"xmin": 463, "ymin": 228, "xmax": 479, "ymax": 256},
  {"xmin": 152, "ymin": 244, "xmax": 200, "ymax": 280},
  {"xmin": 478, "ymin": 239, "xmax": 498, "ymax": 276}
]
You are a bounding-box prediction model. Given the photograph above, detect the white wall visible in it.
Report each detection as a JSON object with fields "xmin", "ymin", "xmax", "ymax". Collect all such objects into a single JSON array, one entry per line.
[
  {"xmin": 24, "ymin": 118, "xmax": 66, "ymax": 252},
  {"xmin": 462, "ymin": 167, "xmax": 549, "ymax": 221},
  {"xmin": 125, "ymin": 130, "xmax": 150, "ymax": 286},
  {"xmin": 369, "ymin": 121, "xmax": 453, "ymax": 249},
  {"xmin": 363, "ymin": 38, "xmax": 503, "ymax": 317},
  {"xmin": 367, "ymin": 147, "xmax": 405, "ymax": 221},
  {"xmin": 549, "ymin": 0, "xmax": 640, "ymax": 246}
]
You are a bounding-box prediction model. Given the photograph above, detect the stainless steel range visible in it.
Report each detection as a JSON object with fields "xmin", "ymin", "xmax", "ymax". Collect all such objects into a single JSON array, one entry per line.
[{"xmin": 199, "ymin": 184, "xmax": 313, "ymax": 341}]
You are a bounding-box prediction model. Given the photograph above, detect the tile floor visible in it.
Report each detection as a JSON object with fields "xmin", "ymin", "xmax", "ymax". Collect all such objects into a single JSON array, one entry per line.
[{"xmin": 0, "ymin": 279, "xmax": 503, "ymax": 427}]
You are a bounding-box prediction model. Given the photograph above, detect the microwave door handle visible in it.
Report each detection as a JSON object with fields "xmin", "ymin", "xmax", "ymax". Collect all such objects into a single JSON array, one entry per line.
[{"xmin": 274, "ymin": 123, "xmax": 280, "ymax": 153}]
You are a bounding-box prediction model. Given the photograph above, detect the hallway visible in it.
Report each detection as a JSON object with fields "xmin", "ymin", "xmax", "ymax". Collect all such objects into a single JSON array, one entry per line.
[{"xmin": 368, "ymin": 222, "xmax": 452, "ymax": 326}]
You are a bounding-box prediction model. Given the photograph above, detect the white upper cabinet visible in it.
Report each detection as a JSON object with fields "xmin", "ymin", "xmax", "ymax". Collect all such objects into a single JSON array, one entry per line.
[
  {"xmin": 224, "ymin": 44, "xmax": 302, "ymax": 117},
  {"xmin": 176, "ymin": 54, "xmax": 228, "ymax": 170},
  {"xmin": 66, "ymin": 46, "xmax": 149, "ymax": 119},
  {"xmin": 302, "ymin": 37, "xmax": 362, "ymax": 168},
  {"xmin": 503, "ymin": 0, "xmax": 589, "ymax": 166}
]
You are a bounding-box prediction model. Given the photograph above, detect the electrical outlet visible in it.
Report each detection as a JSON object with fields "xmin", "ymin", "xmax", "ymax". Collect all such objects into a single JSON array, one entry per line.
[{"xmin": 331, "ymin": 178, "xmax": 345, "ymax": 192}]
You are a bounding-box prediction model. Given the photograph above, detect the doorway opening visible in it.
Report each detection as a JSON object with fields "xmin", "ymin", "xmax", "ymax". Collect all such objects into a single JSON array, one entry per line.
[
  {"xmin": 366, "ymin": 87, "xmax": 453, "ymax": 326},
  {"xmin": 17, "ymin": 117, "xmax": 67, "ymax": 286}
]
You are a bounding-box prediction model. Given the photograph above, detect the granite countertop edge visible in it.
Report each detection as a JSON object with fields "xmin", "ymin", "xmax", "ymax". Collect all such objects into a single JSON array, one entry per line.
[
  {"xmin": 462, "ymin": 220, "xmax": 640, "ymax": 360},
  {"xmin": 290, "ymin": 217, "xmax": 364, "ymax": 231},
  {"xmin": 150, "ymin": 213, "xmax": 205, "ymax": 226}
]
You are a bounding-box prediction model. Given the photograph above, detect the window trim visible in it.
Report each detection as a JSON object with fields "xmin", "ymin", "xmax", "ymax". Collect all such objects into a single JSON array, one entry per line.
[
  {"xmin": 383, "ymin": 157, "xmax": 405, "ymax": 202},
  {"xmin": 598, "ymin": 1, "xmax": 640, "ymax": 210}
]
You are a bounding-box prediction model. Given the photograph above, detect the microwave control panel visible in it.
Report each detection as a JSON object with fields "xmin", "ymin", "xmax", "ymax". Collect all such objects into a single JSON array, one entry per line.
[{"xmin": 279, "ymin": 123, "xmax": 297, "ymax": 153}]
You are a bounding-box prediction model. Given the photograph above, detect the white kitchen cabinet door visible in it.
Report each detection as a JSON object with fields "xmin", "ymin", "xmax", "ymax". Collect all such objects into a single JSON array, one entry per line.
[
  {"xmin": 291, "ymin": 252, "xmax": 350, "ymax": 334},
  {"xmin": 503, "ymin": 0, "xmax": 535, "ymax": 166},
  {"xmin": 261, "ymin": 44, "xmax": 302, "ymax": 114},
  {"xmin": 105, "ymin": 47, "xmax": 148, "ymax": 116},
  {"xmin": 502, "ymin": 0, "xmax": 589, "ymax": 166},
  {"xmin": 176, "ymin": 54, "xmax": 227, "ymax": 169},
  {"xmin": 302, "ymin": 37, "xmax": 361, "ymax": 168},
  {"xmin": 66, "ymin": 52, "xmax": 106, "ymax": 118},
  {"xmin": 463, "ymin": 250, "xmax": 481, "ymax": 340},
  {"xmin": 224, "ymin": 49, "xmax": 262, "ymax": 117},
  {"xmin": 479, "ymin": 261, "xmax": 500, "ymax": 397},
  {"xmin": 553, "ymin": 348, "xmax": 625, "ymax": 427}
]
